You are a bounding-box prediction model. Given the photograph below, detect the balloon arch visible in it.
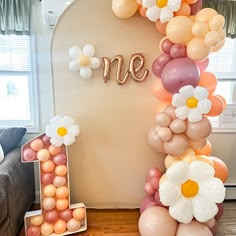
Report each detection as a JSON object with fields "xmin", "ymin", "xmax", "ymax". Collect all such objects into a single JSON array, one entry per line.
[{"xmin": 112, "ymin": 0, "xmax": 228, "ymax": 235}]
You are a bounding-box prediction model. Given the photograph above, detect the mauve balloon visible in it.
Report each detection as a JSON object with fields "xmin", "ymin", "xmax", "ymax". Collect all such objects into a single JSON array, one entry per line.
[
  {"xmin": 152, "ymin": 53, "xmax": 172, "ymax": 77},
  {"xmin": 161, "ymin": 57, "xmax": 200, "ymax": 94},
  {"xmin": 190, "ymin": 0, "xmax": 203, "ymax": 15}
]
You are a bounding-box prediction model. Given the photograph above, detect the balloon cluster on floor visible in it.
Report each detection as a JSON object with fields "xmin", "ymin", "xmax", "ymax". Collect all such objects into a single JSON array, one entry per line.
[
  {"xmin": 22, "ymin": 116, "xmax": 87, "ymax": 236},
  {"xmin": 112, "ymin": 0, "xmax": 229, "ymax": 235}
]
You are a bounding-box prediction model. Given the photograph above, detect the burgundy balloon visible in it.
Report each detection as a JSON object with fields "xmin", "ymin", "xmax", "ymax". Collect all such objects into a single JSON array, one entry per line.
[
  {"xmin": 215, "ymin": 203, "xmax": 224, "ymax": 220},
  {"xmin": 190, "ymin": 0, "xmax": 203, "ymax": 15},
  {"xmin": 152, "ymin": 53, "xmax": 172, "ymax": 77},
  {"xmin": 161, "ymin": 57, "xmax": 200, "ymax": 94},
  {"xmin": 169, "ymin": 44, "xmax": 186, "ymax": 58}
]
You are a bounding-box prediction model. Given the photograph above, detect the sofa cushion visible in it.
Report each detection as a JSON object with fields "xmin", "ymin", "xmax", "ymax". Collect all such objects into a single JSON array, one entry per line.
[
  {"xmin": 0, "ymin": 145, "xmax": 4, "ymax": 164},
  {"xmin": 0, "ymin": 127, "xmax": 26, "ymax": 155}
]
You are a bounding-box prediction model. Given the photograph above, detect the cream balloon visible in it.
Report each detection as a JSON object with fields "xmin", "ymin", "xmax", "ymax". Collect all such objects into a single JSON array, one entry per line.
[
  {"xmin": 209, "ymin": 14, "xmax": 225, "ymax": 31},
  {"xmin": 204, "ymin": 31, "xmax": 221, "ymax": 48},
  {"xmin": 112, "ymin": 0, "xmax": 139, "ymax": 18},
  {"xmin": 195, "ymin": 8, "xmax": 218, "ymax": 22},
  {"xmin": 166, "ymin": 16, "xmax": 194, "ymax": 44},
  {"xmin": 187, "ymin": 38, "xmax": 211, "ymax": 61},
  {"xmin": 192, "ymin": 21, "xmax": 209, "ymax": 38}
]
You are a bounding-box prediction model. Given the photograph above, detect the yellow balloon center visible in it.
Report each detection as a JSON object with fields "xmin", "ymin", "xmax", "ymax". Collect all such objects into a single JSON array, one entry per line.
[
  {"xmin": 181, "ymin": 179, "xmax": 199, "ymax": 198},
  {"xmin": 186, "ymin": 96, "xmax": 199, "ymax": 108},
  {"xmin": 57, "ymin": 127, "xmax": 67, "ymax": 137},
  {"xmin": 79, "ymin": 54, "xmax": 90, "ymax": 67},
  {"xmin": 156, "ymin": 0, "xmax": 168, "ymax": 8}
]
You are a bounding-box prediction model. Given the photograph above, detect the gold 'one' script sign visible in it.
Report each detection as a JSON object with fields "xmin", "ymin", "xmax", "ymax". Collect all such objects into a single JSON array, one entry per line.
[{"xmin": 102, "ymin": 53, "xmax": 149, "ymax": 85}]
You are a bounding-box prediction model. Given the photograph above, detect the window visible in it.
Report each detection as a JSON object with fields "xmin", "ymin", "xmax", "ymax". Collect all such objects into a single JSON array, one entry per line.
[
  {"xmin": 207, "ymin": 37, "xmax": 236, "ymax": 131},
  {"xmin": 0, "ymin": 34, "xmax": 39, "ymax": 132}
]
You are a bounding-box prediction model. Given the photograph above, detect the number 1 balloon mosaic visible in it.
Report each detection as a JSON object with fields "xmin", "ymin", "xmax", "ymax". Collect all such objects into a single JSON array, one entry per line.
[
  {"xmin": 22, "ymin": 116, "xmax": 87, "ymax": 236},
  {"xmin": 112, "ymin": 0, "xmax": 229, "ymax": 235}
]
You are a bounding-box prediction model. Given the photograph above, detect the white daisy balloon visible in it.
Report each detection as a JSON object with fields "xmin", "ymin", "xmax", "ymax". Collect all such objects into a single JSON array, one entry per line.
[
  {"xmin": 69, "ymin": 44, "xmax": 101, "ymax": 79},
  {"xmin": 142, "ymin": 0, "xmax": 181, "ymax": 23},
  {"xmin": 159, "ymin": 161, "xmax": 225, "ymax": 223},
  {"xmin": 172, "ymin": 85, "xmax": 212, "ymax": 123},
  {"xmin": 46, "ymin": 116, "xmax": 80, "ymax": 147}
]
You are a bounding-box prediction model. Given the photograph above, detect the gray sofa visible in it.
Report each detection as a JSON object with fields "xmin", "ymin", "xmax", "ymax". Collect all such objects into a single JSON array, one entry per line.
[{"xmin": 0, "ymin": 128, "xmax": 35, "ymax": 236}]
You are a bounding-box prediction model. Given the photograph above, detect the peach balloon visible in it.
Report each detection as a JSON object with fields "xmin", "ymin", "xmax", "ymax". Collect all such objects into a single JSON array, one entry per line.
[
  {"xmin": 40, "ymin": 222, "xmax": 54, "ymax": 236},
  {"xmin": 210, "ymin": 156, "xmax": 229, "ymax": 183},
  {"xmin": 112, "ymin": 0, "xmax": 139, "ymax": 18},
  {"xmin": 56, "ymin": 199, "xmax": 69, "ymax": 211},
  {"xmin": 194, "ymin": 140, "xmax": 212, "ymax": 156},
  {"xmin": 187, "ymin": 38, "xmax": 211, "ymax": 61},
  {"xmin": 152, "ymin": 80, "xmax": 172, "ymax": 102},
  {"xmin": 53, "ymin": 176, "xmax": 67, "ymax": 187},
  {"xmin": 54, "ymin": 219, "xmax": 67, "ymax": 234},
  {"xmin": 55, "ymin": 165, "xmax": 68, "ymax": 176},
  {"xmin": 43, "ymin": 184, "xmax": 56, "ymax": 197},
  {"xmin": 195, "ymin": 8, "xmax": 218, "ymax": 22},
  {"xmin": 185, "ymin": 0, "xmax": 198, "ymax": 4},
  {"xmin": 73, "ymin": 208, "xmax": 86, "ymax": 221},
  {"xmin": 41, "ymin": 160, "xmax": 55, "ymax": 173},
  {"xmin": 196, "ymin": 155, "xmax": 214, "ymax": 167},
  {"xmin": 42, "ymin": 197, "xmax": 56, "ymax": 211},
  {"xmin": 165, "ymin": 155, "xmax": 179, "ymax": 168},
  {"xmin": 30, "ymin": 138, "xmax": 44, "ymax": 152},
  {"xmin": 204, "ymin": 31, "xmax": 221, "ymax": 48},
  {"xmin": 56, "ymin": 186, "xmax": 69, "ymax": 199},
  {"xmin": 48, "ymin": 145, "xmax": 61, "ymax": 155},
  {"xmin": 67, "ymin": 218, "xmax": 81, "ymax": 231},
  {"xmin": 177, "ymin": 220, "xmax": 213, "ymax": 236},
  {"xmin": 37, "ymin": 149, "xmax": 51, "ymax": 162},
  {"xmin": 198, "ymin": 71, "xmax": 217, "ymax": 94},
  {"xmin": 139, "ymin": 206, "xmax": 178, "ymax": 236},
  {"xmin": 166, "ymin": 16, "xmax": 194, "ymax": 44},
  {"xmin": 138, "ymin": 5, "xmax": 147, "ymax": 18},
  {"xmin": 192, "ymin": 21, "xmax": 209, "ymax": 38},
  {"xmin": 155, "ymin": 20, "xmax": 167, "ymax": 35},
  {"xmin": 30, "ymin": 215, "xmax": 44, "ymax": 226},
  {"xmin": 175, "ymin": 2, "xmax": 191, "ymax": 16},
  {"xmin": 209, "ymin": 14, "xmax": 225, "ymax": 31},
  {"xmin": 207, "ymin": 95, "xmax": 225, "ymax": 116},
  {"xmin": 211, "ymin": 39, "xmax": 225, "ymax": 53}
]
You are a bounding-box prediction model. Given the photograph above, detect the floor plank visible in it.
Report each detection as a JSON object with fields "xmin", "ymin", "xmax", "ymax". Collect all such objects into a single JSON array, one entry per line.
[{"xmin": 18, "ymin": 201, "xmax": 236, "ymax": 236}]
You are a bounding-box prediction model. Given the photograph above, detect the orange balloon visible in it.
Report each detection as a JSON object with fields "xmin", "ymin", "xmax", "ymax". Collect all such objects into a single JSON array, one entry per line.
[
  {"xmin": 194, "ymin": 140, "xmax": 212, "ymax": 156},
  {"xmin": 155, "ymin": 20, "xmax": 167, "ymax": 35},
  {"xmin": 185, "ymin": 0, "xmax": 198, "ymax": 4},
  {"xmin": 152, "ymin": 80, "xmax": 172, "ymax": 102},
  {"xmin": 175, "ymin": 2, "xmax": 191, "ymax": 16},
  {"xmin": 207, "ymin": 95, "xmax": 225, "ymax": 116},
  {"xmin": 139, "ymin": 5, "xmax": 147, "ymax": 18},
  {"xmin": 198, "ymin": 71, "xmax": 217, "ymax": 94},
  {"xmin": 209, "ymin": 156, "xmax": 229, "ymax": 183},
  {"xmin": 217, "ymin": 95, "xmax": 227, "ymax": 109}
]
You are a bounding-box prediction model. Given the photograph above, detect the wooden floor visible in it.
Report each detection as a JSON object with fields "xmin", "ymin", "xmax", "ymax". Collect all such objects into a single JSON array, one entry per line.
[{"xmin": 18, "ymin": 201, "xmax": 236, "ymax": 236}]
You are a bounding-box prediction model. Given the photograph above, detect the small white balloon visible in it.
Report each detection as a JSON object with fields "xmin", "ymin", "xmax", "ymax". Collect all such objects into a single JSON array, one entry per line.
[
  {"xmin": 69, "ymin": 60, "xmax": 80, "ymax": 72},
  {"xmin": 69, "ymin": 46, "xmax": 81, "ymax": 59}
]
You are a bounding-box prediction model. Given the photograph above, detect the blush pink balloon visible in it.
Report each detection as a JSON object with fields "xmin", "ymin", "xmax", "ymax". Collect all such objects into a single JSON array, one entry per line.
[
  {"xmin": 185, "ymin": 117, "xmax": 212, "ymax": 140},
  {"xmin": 140, "ymin": 195, "xmax": 157, "ymax": 214},
  {"xmin": 139, "ymin": 206, "xmax": 178, "ymax": 236},
  {"xmin": 147, "ymin": 167, "xmax": 162, "ymax": 179},
  {"xmin": 195, "ymin": 58, "xmax": 209, "ymax": 72},
  {"xmin": 161, "ymin": 38, "xmax": 174, "ymax": 53},
  {"xmin": 163, "ymin": 105, "xmax": 177, "ymax": 120},
  {"xmin": 169, "ymin": 119, "xmax": 187, "ymax": 134},
  {"xmin": 144, "ymin": 182, "xmax": 155, "ymax": 195},
  {"xmin": 189, "ymin": 138, "xmax": 207, "ymax": 150},
  {"xmin": 149, "ymin": 176, "xmax": 160, "ymax": 190},
  {"xmin": 45, "ymin": 210, "xmax": 59, "ymax": 224},
  {"xmin": 161, "ymin": 57, "xmax": 200, "ymax": 94},
  {"xmin": 154, "ymin": 190, "xmax": 166, "ymax": 208},
  {"xmin": 60, "ymin": 209, "xmax": 73, "ymax": 222},
  {"xmin": 164, "ymin": 134, "xmax": 189, "ymax": 156},
  {"xmin": 147, "ymin": 127, "xmax": 166, "ymax": 154},
  {"xmin": 23, "ymin": 148, "xmax": 36, "ymax": 161},
  {"xmin": 27, "ymin": 226, "xmax": 41, "ymax": 236},
  {"xmin": 41, "ymin": 173, "xmax": 54, "ymax": 185},
  {"xmin": 215, "ymin": 203, "xmax": 224, "ymax": 220},
  {"xmin": 41, "ymin": 134, "xmax": 51, "ymax": 146},
  {"xmin": 53, "ymin": 153, "xmax": 67, "ymax": 165}
]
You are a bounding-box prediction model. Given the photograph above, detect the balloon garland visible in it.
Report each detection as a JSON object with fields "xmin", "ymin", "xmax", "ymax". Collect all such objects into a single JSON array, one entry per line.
[{"xmin": 112, "ymin": 0, "xmax": 228, "ymax": 235}]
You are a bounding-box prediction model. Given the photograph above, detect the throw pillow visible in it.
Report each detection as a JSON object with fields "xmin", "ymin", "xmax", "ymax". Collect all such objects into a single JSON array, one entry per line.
[
  {"xmin": 0, "ymin": 144, "xmax": 4, "ymax": 164},
  {"xmin": 0, "ymin": 127, "xmax": 27, "ymax": 155}
]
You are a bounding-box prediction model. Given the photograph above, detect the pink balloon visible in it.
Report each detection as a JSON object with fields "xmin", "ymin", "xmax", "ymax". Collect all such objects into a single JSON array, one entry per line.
[
  {"xmin": 161, "ymin": 57, "xmax": 200, "ymax": 94},
  {"xmin": 147, "ymin": 127, "xmax": 166, "ymax": 154},
  {"xmin": 60, "ymin": 209, "xmax": 73, "ymax": 222},
  {"xmin": 152, "ymin": 53, "xmax": 172, "ymax": 77},
  {"xmin": 45, "ymin": 210, "xmax": 59, "ymax": 224},
  {"xmin": 41, "ymin": 173, "xmax": 54, "ymax": 185},
  {"xmin": 139, "ymin": 206, "xmax": 178, "ymax": 236},
  {"xmin": 41, "ymin": 134, "xmax": 51, "ymax": 146},
  {"xmin": 140, "ymin": 196, "xmax": 156, "ymax": 214},
  {"xmin": 189, "ymin": 138, "xmax": 207, "ymax": 150},
  {"xmin": 27, "ymin": 226, "xmax": 41, "ymax": 236},
  {"xmin": 149, "ymin": 176, "xmax": 160, "ymax": 190},
  {"xmin": 161, "ymin": 38, "xmax": 174, "ymax": 53},
  {"xmin": 164, "ymin": 134, "xmax": 189, "ymax": 156},
  {"xmin": 177, "ymin": 220, "xmax": 212, "ymax": 236},
  {"xmin": 144, "ymin": 182, "xmax": 155, "ymax": 195},
  {"xmin": 147, "ymin": 167, "xmax": 162, "ymax": 179},
  {"xmin": 195, "ymin": 58, "xmax": 209, "ymax": 72},
  {"xmin": 154, "ymin": 190, "xmax": 166, "ymax": 208},
  {"xmin": 169, "ymin": 44, "xmax": 186, "ymax": 58},
  {"xmin": 185, "ymin": 117, "xmax": 212, "ymax": 140},
  {"xmin": 23, "ymin": 148, "xmax": 36, "ymax": 161},
  {"xmin": 53, "ymin": 153, "xmax": 67, "ymax": 165},
  {"xmin": 163, "ymin": 105, "xmax": 177, "ymax": 120},
  {"xmin": 190, "ymin": 0, "xmax": 202, "ymax": 15},
  {"xmin": 215, "ymin": 203, "xmax": 224, "ymax": 220}
]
